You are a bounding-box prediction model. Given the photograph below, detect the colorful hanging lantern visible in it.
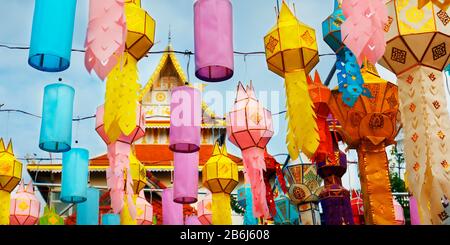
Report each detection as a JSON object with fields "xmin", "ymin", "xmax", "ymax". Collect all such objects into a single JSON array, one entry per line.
[
  {"xmin": 202, "ymin": 142, "xmax": 239, "ymax": 225},
  {"xmin": 169, "ymin": 85, "xmax": 202, "ymax": 153},
  {"xmin": 328, "ymin": 66, "xmax": 399, "ymax": 224},
  {"xmin": 124, "ymin": 0, "xmax": 156, "ymax": 61},
  {"xmin": 393, "ymin": 199, "xmax": 405, "ymax": 225},
  {"xmin": 322, "ymin": 1, "xmax": 371, "ymax": 107},
  {"xmin": 263, "ymin": 150, "xmax": 288, "ymax": 218},
  {"xmin": 60, "ymin": 148, "xmax": 89, "ymax": 203},
  {"xmin": 350, "ymin": 190, "xmax": 365, "ymax": 225},
  {"xmin": 283, "ymin": 158, "xmax": 322, "ymax": 225},
  {"xmin": 380, "ymin": 0, "xmax": 450, "ymax": 225},
  {"xmin": 173, "ymin": 152, "xmax": 199, "ymax": 204},
  {"xmin": 194, "ymin": 0, "xmax": 234, "ymax": 82},
  {"xmin": 418, "ymin": 0, "xmax": 450, "ymax": 10},
  {"xmin": 96, "ymin": 104, "xmax": 144, "ymax": 218},
  {"xmin": 76, "ymin": 187, "xmax": 100, "ymax": 225},
  {"xmin": 102, "ymin": 213, "xmax": 121, "ymax": 225},
  {"xmin": 162, "ymin": 188, "xmax": 183, "ymax": 225},
  {"xmin": 136, "ymin": 190, "xmax": 153, "ymax": 225},
  {"xmin": 39, "ymin": 83, "xmax": 75, "ymax": 153},
  {"xmin": 10, "ymin": 181, "xmax": 40, "ymax": 225},
  {"xmin": 341, "ymin": 0, "xmax": 388, "ymax": 65},
  {"xmin": 264, "ymin": 1, "xmax": 319, "ymax": 160},
  {"xmin": 227, "ymin": 82, "xmax": 273, "ymax": 219},
  {"xmin": 409, "ymin": 195, "xmax": 421, "ymax": 225},
  {"xmin": 0, "ymin": 139, "xmax": 22, "ymax": 225},
  {"xmin": 237, "ymin": 183, "xmax": 258, "ymax": 225},
  {"xmin": 185, "ymin": 215, "xmax": 202, "ymax": 225},
  {"xmin": 274, "ymin": 194, "xmax": 299, "ymax": 225},
  {"xmin": 85, "ymin": 0, "xmax": 127, "ymax": 80},
  {"xmin": 28, "ymin": 0, "xmax": 77, "ymax": 72},
  {"xmin": 39, "ymin": 206, "xmax": 64, "ymax": 225},
  {"xmin": 197, "ymin": 195, "xmax": 212, "ymax": 225}
]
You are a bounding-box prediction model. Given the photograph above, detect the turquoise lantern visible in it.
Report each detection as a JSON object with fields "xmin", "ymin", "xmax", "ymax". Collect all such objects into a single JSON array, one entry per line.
[
  {"xmin": 76, "ymin": 187, "xmax": 99, "ymax": 225},
  {"xmin": 28, "ymin": 0, "xmax": 77, "ymax": 72},
  {"xmin": 322, "ymin": 0, "xmax": 345, "ymax": 55},
  {"xmin": 274, "ymin": 194, "xmax": 299, "ymax": 225},
  {"xmin": 39, "ymin": 83, "xmax": 74, "ymax": 153},
  {"xmin": 237, "ymin": 184, "xmax": 258, "ymax": 225},
  {"xmin": 102, "ymin": 214, "xmax": 120, "ymax": 225},
  {"xmin": 60, "ymin": 148, "xmax": 89, "ymax": 203}
]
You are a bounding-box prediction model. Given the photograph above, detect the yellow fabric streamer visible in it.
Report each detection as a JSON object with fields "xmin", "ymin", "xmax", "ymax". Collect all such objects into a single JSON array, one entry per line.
[
  {"xmin": 398, "ymin": 66, "xmax": 450, "ymax": 225},
  {"xmin": 120, "ymin": 195, "xmax": 137, "ymax": 225},
  {"xmin": 211, "ymin": 192, "xmax": 232, "ymax": 225},
  {"xmin": 285, "ymin": 71, "xmax": 319, "ymax": 160},
  {"xmin": 358, "ymin": 141, "xmax": 396, "ymax": 224},
  {"xmin": 0, "ymin": 190, "xmax": 10, "ymax": 225},
  {"xmin": 104, "ymin": 52, "xmax": 140, "ymax": 142}
]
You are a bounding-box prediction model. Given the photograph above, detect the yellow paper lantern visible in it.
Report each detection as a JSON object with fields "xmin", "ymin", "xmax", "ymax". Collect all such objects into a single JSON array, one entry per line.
[
  {"xmin": 129, "ymin": 151, "xmax": 146, "ymax": 194},
  {"xmin": 264, "ymin": 1, "xmax": 319, "ymax": 160},
  {"xmin": 202, "ymin": 142, "xmax": 238, "ymax": 225},
  {"xmin": 0, "ymin": 138, "xmax": 23, "ymax": 225},
  {"xmin": 125, "ymin": 0, "xmax": 156, "ymax": 61}
]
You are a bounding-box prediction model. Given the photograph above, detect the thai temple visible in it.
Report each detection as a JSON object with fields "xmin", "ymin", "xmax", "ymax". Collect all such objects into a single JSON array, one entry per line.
[{"xmin": 26, "ymin": 45, "xmax": 245, "ymax": 224}]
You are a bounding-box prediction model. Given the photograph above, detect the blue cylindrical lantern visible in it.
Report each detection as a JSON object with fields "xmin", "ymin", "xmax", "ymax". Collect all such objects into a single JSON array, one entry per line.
[
  {"xmin": 39, "ymin": 83, "xmax": 75, "ymax": 153},
  {"xmin": 102, "ymin": 214, "xmax": 120, "ymax": 225},
  {"xmin": 76, "ymin": 187, "xmax": 99, "ymax": 225},
  {"xmin": 60, "ymin": 148, "xmax": 89, "ymax": 203},
  {"xmin": 28, "ymin": 0, "xmax": 77, "ymax": 72}
]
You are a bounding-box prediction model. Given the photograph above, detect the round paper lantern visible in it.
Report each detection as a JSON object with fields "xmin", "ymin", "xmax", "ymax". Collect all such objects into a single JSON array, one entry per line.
[
  {"xmin": 393, "ymin": 198, "xmax": 405, "ymax": 225},
  {"xmin": 60, "ymin": 148, "xmax": 89, "ymax": 203},
  {"xmin": 202, "ymin": 142, "xmax": 239, "ymax": 224},
  {"xmin": 173, "ymin": 152, "xmax": 199, "ymax": 204},
  {"xmin": 39, "ymin": 83, "xmax": 75, "ymax": 153},
  {"xmin": 169, "ymin": 86, "xmax": 201, "ymax": 153},
  {"xmin": 39, "ymin": 206, "xmax": 64, "ymax": 225},
  {"xmin": 197, "ymin": 196, "xmax": 212, "ymax": 225},
  {"xmin": 194, "ymin": 0, "xmax": 234, "ymax": 82},
  {"xmin": 0, "ymin": 139, "xmax": 22, "ymax": 225},
  {"xmin": 76, "ymin": 187, "xmax": 100, "ymax": 225},
  {"xmin": 28, "ymin": 0, "xmax": 77, "ymax": 72},
  {"xmin": 136, "ymin": 190, "xmax": 153, "ymax": 225},
  {"xmin": 124, "ymin": 0, "xmax": 156, "ymax": 61},
  {"xmin": 102, "ymin": 213, "xmax": 121, "ymax": 225},
  {"xmin": 162, "ymin": 188, "xmax": 183, "ymax": 225},
  {"xmin": 10, "ymin": 181, "xmax": 40, "ymax": 225}
]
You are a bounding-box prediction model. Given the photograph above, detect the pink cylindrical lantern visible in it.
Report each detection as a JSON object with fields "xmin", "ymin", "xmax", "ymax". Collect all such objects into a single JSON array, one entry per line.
[
  {"xmin": 393, "ymin": 199, "xmax": 405, "ymax": 225},
  {"xmin": 169, "ymin": 86, "xmax": 201, "ymax": 153},
  {"xmin": 185, "ymin": 215, "xmax": 202, "ymax": 225},
  {"xmin": 194, "ymin": 0, "xmax": 234, "ymax": 82},
  {"xmin": 173, "ymin": 152, "xmax": 199, "ymax": 204},
  {"xmin": 10, "ymin": 181, "xmax": 40, "ymax": 225},
  {"xmin": 197, "ymin": 196, "xmax": 212, "ymax": 225},
  {"xmin": 136, "ymin": 190, "xmax": 153, "ymax": 225},
  {"xmin": 162, "ymin": 188, "xmax": 183, "ymax": 225},
  {"xmin": 227, "ymin": 82, "xmax": 274, "ymax": 219},
  {"xmin": 409, "ymin": 195, "xmax": 421, "ymax": 225}
]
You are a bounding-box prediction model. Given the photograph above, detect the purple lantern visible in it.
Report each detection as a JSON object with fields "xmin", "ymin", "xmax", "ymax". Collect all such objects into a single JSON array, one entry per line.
[
  {"xmin": 169, "ymin": 86, "xmax": 201, "ymax": 153},
  {"xmin": 173, "ymin": 152, "xmax": 199, "ymax": 204},
  {"xmin": 162, "ymin": 188, "xmax": 183, "ymax": 225},
  {"xmin": 194, "ymin": 0, "xmax": 234, "ymax": 82}
]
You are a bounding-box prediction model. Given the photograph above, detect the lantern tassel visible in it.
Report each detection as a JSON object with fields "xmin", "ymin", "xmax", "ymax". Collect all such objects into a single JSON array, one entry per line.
[
  {"xmin": 0, "ymin": 190, "xmax": 10, "ymax": 225},
  {"xmin": 320, "ymin": 195, "xmax": 354, "ymax": 225},
  {"xmin": 211, "ymin": 192, "xmax": 232, "ymax": 225},
  {"xmin": 106, "ymin": 142, "xmax": 129, "ymax": 214},
  {"xmin": 242, "ymin": 147, "xmax": 270, "ymax": 219},
  {"xmin": 104, "ymin": 52, "xmax": 140, "ymax": 142},
  {"xmin": 285, "ymin": 71, "xmax": 319, "ymax": 160},
  {"xmin": 120, "ymin": 195, "xmax": 137, "ymax": 225}
]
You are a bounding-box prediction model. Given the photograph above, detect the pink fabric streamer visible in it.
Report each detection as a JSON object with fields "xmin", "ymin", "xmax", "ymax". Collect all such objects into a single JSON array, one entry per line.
[
  {"xmin": 242, "ymin": 147, "xmax": 270, "ymax": 219},
  {"xmin": 341, "ymin": 0, "xmax": 388, "ymax": 65},
  {"xmin": 85, "ymin": 0, "xmax": 127, "ymax": 80},
  {"xmin": 106, "ymin": 141, "xmax": 136, "ymax": 219}
]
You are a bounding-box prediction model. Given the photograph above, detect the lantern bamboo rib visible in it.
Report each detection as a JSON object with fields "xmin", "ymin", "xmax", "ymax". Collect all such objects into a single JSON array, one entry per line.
[
  {"xmin": 0, "ymin": 190, "xmax": 10, "ymax": 225},
  {"xmin": 357, "ymin": 141, "xmax": 396, "ymax": 224},
  {"xmin": 398, "ymin": 67, "xmax": 450, "ymax": 224}
]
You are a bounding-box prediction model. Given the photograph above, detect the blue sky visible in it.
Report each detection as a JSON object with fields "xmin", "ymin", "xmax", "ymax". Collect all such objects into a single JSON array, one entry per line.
[{"xmin": 0, "ymin": 0, "xmax": 412, "ymax": 191}]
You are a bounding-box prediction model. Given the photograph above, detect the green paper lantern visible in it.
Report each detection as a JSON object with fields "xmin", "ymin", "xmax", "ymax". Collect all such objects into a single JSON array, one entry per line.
[{"xmin": 39, "ymin": 206, "xmax": 64, "ymax": 225}]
